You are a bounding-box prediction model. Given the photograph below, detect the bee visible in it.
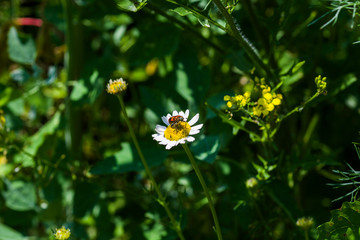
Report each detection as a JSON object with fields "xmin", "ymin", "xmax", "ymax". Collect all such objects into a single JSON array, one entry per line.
[{"xmin": 168, "ymin": 115, "xmax": 184, "ymax": 128}]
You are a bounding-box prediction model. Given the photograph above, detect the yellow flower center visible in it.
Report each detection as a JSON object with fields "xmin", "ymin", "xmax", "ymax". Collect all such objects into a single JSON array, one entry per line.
[
  {"xmin": 106, "ymin": 78, "xmax": 127, "ymax": 94},
  {"xmin": 164, "ymin": 122, "xmax": 191, "ymax": 141}
]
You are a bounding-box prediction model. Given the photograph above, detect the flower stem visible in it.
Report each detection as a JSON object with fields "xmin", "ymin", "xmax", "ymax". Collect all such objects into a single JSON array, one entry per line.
[
  {"xmin": 182, "ymin": 144, "xmax": 223, "ymax": 240},
  {"xmin": 212, "ymin": 0, "xmax": 274, "ymax": 81},
  {"xmin": 117, "ymin": 95, "xmax": 185, "ymax": 240}
]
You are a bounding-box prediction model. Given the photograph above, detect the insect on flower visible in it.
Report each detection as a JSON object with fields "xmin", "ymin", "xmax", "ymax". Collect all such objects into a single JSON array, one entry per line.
[{"xmin": 168, "ymin": 115, "xmax": 184, "ymax": 128}]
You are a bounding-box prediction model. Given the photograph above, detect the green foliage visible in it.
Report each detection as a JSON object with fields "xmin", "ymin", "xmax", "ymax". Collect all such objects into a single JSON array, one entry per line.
[
  {"xmin": 0, "ymin": 0, "xmax": 360, "ymax": 239},
  {"xmin": 317, "ymin": 201, "xmax": 360, "ymax": 240}
]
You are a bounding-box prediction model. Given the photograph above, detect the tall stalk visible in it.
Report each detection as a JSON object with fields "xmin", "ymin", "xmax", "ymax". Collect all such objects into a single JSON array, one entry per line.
[
  {"xmin": 63, "ymin": 0, "xmax": 83, "ymax": 161},
  {"xmin": 117, "ymin": 95, "xmax": 186, "ymax": 240},
  {"xmin": 182, "ymin": 144, "xmax": 223, "ymax": 240}
]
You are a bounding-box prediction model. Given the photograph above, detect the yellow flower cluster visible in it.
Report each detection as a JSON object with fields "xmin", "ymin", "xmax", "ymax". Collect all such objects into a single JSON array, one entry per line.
[
  {"xmin": 224, "ymin": 91, "xmax": 251, "ymax": 108},
  {"xmin": 315, "ymin": 75, "xmax": 327, "ymax": 94},
  {"xmin": 54, "ymin": 227, "xmax": 71, "ymax": 240},
  {"xmin": 253, "ymin": 85, "xmax": 282, "ymax": 117}
]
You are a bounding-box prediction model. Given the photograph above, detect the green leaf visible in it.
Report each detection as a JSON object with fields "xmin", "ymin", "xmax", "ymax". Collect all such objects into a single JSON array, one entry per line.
[
  {"xmin": 0, "ymin": 223, "xmax": 25, "ymax": 240},
  {"xmin": 7, "ymin": 27, "xmax": 36, "ymax": 65},
  {"xmin": 70, "ymin": 71, "xmax": 104, "ymax": 105},
  {"xmin": 170, "ymin": 7, "xmax": 191, "ymax": 16},
  {"xmin": 14, "ymin": 111, "xmax": 61, "ymax": 167},
  {"xmin": 0, "ymin": 87, "xmax": 13, "ymax": 107},
  {"xmin": 317, "ymin": 201, "xmax": 360, "ymax": 240},
  {"xmin": 90, "ymin": 141, "xmax": 168, "ymax": 175},
  {"xmin": 2, "ymin": 179, "xmax": 37, "ymax": 211},
  {"xmin": 115, "ymin": 0, "xmax": 147, "ymax": 12},
  {"xmin": 292, "ymin": 60, "xmax": 305, "ymax": 74},
  {"xmin": 330, "ymin": 73, "xmax": 357, "ymax": 96},
  {"xmin": 190, "ymin": 135, "xmax": 220, "ymax": 164}
]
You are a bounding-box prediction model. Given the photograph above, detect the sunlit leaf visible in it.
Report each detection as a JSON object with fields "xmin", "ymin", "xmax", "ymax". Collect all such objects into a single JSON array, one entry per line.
[
  {"xmin": 191, "ymin": 135, "xmax": 220, "ymax": 164},
  {"xmin": 0, "ymin": 223, "xmax": 25, "ymax": 240},
  {"xmin": 7, "ymin": 27, "xmax": 36, "ymax": 65},
  {"xmin": 317, "ymin": 201, "xmax": 360, "ymax": 240}
]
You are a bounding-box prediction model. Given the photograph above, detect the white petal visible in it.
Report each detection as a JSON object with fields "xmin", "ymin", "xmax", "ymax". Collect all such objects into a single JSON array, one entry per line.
[
  {"xmin": 161, "ymin": 116, "xmax": 169, "ymax": 125},
  {"xmin": 166, "ymin": 141, "xmax": 176, "ymax": 150},
  {"xmin": 188, "ymin": 113, "xmax": 199, "ymax": 126},
  {"xmin": 184, "ymin": 109, "xmax": 190, "ymax": 120},
  {"xmin": 191, "ymin": 124, "xmax": 203, "ymax": 131},
  {"xmin": 186, "ymin": 136, "xmax": 195, "ymax": 142},
  {"xmin": 155, "ymin": 125, "xmax": 166, "ymax": 133},
  {"xmin": 189, "ymin": 129, "xmax": 200, "ymax": 135},
  {"xmin": 172, "ymin": 110, "xmax": 179, "ymax": 116},
  {"xmin": 166, "ymin": 114, "xmax": 172, "ymax": 120},
  {"xmin": 179, "ymin": 139, "xmax": 186, "ymax": 144},
  {"xmin": 179, "ymin": 111, "xmax": 185, "ymax": 117}
]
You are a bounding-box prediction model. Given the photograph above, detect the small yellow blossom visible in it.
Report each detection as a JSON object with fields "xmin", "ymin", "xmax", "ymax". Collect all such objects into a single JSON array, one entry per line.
[
  {"xmin": 296, "ymin": 217, "xmax": 314, "ymax": 230},
  {"xmin": 253, "ymin": 98, "xmax": 273, "ymax": 117},
  {"xmin": 224, "ymin": 91, "xmax": 251, "ymax": 109},
  {"xmin": 315, "ymin": 75, "xmax": 327, "ymax": 94},
  {"xmin": 54, "ymin": 226, "xmax": 71, "ymax": 240},
  {"xmin": 106, "ymin": 78, "xmax": 127, "ymax": 94},
  {"xmin": 145, "ymin": 58, "xmax": 158, "ymax": 76}
]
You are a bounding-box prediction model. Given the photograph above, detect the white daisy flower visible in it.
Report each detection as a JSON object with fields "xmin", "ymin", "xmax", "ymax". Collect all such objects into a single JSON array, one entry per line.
[{"xmin": 152, "ymin": 109, "xmax": 203, "ymax": 150}]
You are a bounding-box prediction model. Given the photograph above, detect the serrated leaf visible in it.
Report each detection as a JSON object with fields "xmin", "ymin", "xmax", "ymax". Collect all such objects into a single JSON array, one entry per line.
[
  {"xmin": 317, "ymin": 201, "xmax": 360, "ymax": 240},
  {"xmin": 7, "ymin": 27, "xmax": 36, "ymax": 65}
]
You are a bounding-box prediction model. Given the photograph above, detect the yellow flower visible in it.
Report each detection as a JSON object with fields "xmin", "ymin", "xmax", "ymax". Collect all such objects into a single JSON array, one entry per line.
[
  {"xmin": 54, "ymin": 227, "xmax": 71, "ymax": 240},
  {"xmin": 224, "ymin": 92, "xmax": 251, "ymax": 109},
  {"xmin": 106, "ymin": 78, "xmax": 127, "ymax": 94},
  {"xmin": 253, "ymin": 98, "xmax": 274, "ymax": 117}
]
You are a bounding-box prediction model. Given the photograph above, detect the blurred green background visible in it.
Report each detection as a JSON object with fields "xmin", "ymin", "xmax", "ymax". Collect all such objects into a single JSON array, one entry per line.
[{"xmin": 0, "ymin": 0, "xmax": 360, "ymax": 239}]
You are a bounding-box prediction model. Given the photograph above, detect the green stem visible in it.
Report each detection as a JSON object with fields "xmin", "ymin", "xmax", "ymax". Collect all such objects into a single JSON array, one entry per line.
[
  {"xmin": 304, "ymin": 229, "xmax": 309, "ymax": 240},
  {"xmin": 117, "ymin": 95, "xmax": 185, "ymax": 240},
  {"xmin": 182, "ymin": 144, "xmax": 223, "ymax": 240},
  {"xmin": 212, "ymin": 0, "xmax": 274, "ymax": 81},
  {"xmin": 280, "ymin": 93, "xmax": 319, "ymax": 121}
]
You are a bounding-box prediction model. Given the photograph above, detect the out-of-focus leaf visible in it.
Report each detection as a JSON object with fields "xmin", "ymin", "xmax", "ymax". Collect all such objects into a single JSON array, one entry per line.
[
  {"xmin": 139, "ymin": 86, "xmax": 180, "ymax": 117},
  {"xmin": 10, "ymin": 68, "xmax": 31, "ymax": 84},
  {"xmin": 317, "ymin": 201, "xmax": 360, "ymax": 240},
  {"xmin": 175, "ymin": 48, "xmax": 210, "ymax": 104},
  {"xmin": 2, "ymin": 179, "xmax": 37, "ymax": 211},
  {"xmin": 190, "ymin": 135, "xmax": 220, "ymax": 164},
  {"xmin": 14, "ymin": 111, "xmax": 61, "ymax": 167},
  {"xmin": 70, "ymin": 71, "xmax": 104, "ymax": 105},
  {"xmin": 170, "ymin": 7, "xmax": 191, "ymax": 16},
  {"xmin": 0, "ymin": 223, "xmax": 25, "ymax": 240},
  {"xmin": 330, "ymin": 73, "xmax": 357, "ymax": 96},
  {"xmin": 115, "ymin": 0, "xmax": 147, "ymax": 12},
  {"xmin": 0, "ymin": 87, "xmax": 13, "ymax": 107},
  {"xmin": 74, "ymin": 181, "xmax": 101, "ymax": 218},
  {"xmin": 7, "ymin": 27, "xmax": 36, "ymax": 65},
  {"xmin": 292, "ymin": 60, "xmax": 305, "ymax": 74},
  {"xmin": 90, "ymin": 141, "xmax": 168, "ymax": 175}
]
